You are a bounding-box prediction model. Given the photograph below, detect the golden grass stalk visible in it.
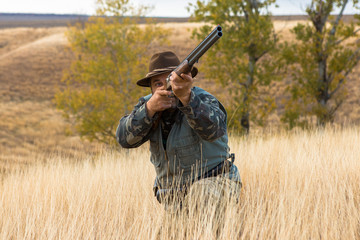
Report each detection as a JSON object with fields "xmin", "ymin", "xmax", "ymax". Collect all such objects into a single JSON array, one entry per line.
[{"xmin": 0, "ymin": 126, "xmax": 359, "ymax": 239}]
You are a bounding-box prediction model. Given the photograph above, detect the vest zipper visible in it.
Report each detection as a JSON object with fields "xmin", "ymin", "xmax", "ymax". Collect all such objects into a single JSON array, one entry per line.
[
  {"xmin": 165, "ymin": 150, "xmax": 170, "ymax": 174},
  {"xmin": 200, "ymin": 142, "xmax": 203, "ymax": 179}
]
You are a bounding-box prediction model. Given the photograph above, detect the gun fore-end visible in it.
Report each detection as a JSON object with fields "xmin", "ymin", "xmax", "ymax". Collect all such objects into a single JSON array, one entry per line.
[{"xmin": 166, "ymin": 60, "xmax": 192, "ymax": 90}]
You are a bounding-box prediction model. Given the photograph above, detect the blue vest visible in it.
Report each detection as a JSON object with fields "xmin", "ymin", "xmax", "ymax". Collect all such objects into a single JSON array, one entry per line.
[{"xmin": 145, "ymin": 88, "xmax": 230, "ymax": 188}]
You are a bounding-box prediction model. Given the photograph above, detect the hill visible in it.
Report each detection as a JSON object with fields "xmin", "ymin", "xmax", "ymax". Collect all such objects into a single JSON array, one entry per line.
[
  {"xmin": 0, "ymin": 13, "xmax": 89, "ymax": 28},
  {"xmin": 0, "ymin": 13, "xmax": 355, "ymax": 29},
  {"xmin": 0, "ymin": 26, "xmax": 91, "ymax": 173},
  {"xmin": 0, "ymin": 13, "xmax": 192, "ymax": 29}
]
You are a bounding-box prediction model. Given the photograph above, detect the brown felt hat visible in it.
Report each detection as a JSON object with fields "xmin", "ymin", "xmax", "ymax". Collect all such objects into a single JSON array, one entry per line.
[{"xmin": 136, "ymin": 51, "xmax": 198, "ymax": 87}]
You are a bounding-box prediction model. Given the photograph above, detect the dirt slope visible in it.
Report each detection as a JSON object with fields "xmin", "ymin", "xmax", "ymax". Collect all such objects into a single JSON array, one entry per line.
[
  {"xmin": 0, "ymin": 27, "xmax": 89, "ymax": 172},
  {"xmin": 0, "ymin": 27, "xmax": 72, "ymax": 101}
]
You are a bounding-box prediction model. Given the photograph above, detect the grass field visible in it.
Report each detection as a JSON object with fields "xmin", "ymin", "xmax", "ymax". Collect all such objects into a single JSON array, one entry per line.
[
  {"xmin": 0, "ymin": 127, "xmax": 359, "ymax": 239},
  {"xmin": 0, "ymin": 16, "xmax": 360, "ymax": 239}
]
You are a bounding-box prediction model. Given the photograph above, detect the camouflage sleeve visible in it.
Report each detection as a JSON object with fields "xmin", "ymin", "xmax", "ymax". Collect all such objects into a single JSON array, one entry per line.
[
  {"xmin": 178, "ymin": 89, "xmax": 226, "ymax": 141},
  {"xmin": 116, "ymin": 97, "xmax": 158, "ymax": 148}
]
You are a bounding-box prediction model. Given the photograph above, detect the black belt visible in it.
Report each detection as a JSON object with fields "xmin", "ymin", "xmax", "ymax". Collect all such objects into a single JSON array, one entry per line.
[{"xmin": 200, "ymin": 159, "xmax": 233, "ymax": 180}]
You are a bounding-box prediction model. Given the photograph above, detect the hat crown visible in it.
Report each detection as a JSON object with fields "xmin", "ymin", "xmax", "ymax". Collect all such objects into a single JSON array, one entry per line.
[
  {"xmin": 149, "ymin": 51, "xmax": 180, "ymax": 72},
  {"xmin": 136, "ymin": 51, "xmax": 198, "ymax": 87}
]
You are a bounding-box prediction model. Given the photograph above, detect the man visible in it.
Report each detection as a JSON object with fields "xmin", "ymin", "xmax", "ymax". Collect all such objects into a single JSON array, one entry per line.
[{"xmin": 116, "ymin": 51, "xmax": 241, "ymax": 207}]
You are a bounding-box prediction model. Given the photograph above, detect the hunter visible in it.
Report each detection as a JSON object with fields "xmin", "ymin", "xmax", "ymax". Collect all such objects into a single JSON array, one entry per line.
[{"xmin": 116, "ymin": 51, "xmax": 242, "ymax": 208}]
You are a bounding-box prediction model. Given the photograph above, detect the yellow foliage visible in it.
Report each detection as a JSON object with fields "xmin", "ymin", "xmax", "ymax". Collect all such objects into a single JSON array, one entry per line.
[{"xmin": 55, "ymin": 2, "xmax": 170, "ymax": 144}]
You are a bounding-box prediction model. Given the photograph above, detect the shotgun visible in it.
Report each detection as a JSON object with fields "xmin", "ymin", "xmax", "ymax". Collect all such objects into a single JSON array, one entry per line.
[{"xmin": 166, "ymin": 25, "xmax": 223, "ymax": 90}]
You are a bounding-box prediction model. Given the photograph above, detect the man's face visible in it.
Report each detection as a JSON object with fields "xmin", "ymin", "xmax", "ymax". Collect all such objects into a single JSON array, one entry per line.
[{"xmin": 150, "ymin": 72, "xmax": 169, "ymax": 93}]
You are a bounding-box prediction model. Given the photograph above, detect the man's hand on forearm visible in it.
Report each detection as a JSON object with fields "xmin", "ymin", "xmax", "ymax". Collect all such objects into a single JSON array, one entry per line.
[{"xmin": 170, "ymin": 72, "xmax": 193, "ymax": 106}]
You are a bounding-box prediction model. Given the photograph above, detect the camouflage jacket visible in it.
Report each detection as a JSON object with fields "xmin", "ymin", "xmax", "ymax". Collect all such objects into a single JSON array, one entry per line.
[{"xmin": 116, "ymin": 86, "xmax": 236, "ymax": 188}]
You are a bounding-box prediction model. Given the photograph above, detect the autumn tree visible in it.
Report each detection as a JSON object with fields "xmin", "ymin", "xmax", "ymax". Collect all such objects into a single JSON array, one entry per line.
[
  {"xmin": 281, "ymin": 0, "xmax": 360, "ymax": 128},
  {"xmin": 55, "ymin": 0, "xmax": 168, "ymax": 144},
  {"xmin": 188, "ymin": 0, "xmax": 279, "ymax": 134}
]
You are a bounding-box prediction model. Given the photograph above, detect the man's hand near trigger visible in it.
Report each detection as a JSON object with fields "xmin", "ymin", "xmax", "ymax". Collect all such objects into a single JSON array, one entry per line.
[{"xmin": 146, "ymin": 85, "xmax": 176, "ymax": 118}]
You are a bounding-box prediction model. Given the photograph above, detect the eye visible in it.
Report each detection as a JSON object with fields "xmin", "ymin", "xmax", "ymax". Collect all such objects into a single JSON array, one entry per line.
[{"xmin": 154, "ymin": 82, "xmax": 163, "ymax": 87}]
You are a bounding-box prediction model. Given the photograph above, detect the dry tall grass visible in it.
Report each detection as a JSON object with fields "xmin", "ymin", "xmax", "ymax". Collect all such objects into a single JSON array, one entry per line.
[{"xmin": 1, "ymin": 126, "xmax": 359, "ymax": 239}]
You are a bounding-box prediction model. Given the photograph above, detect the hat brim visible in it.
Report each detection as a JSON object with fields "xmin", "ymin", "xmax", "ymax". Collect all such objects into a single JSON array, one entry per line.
[{"xmin": 136, "ymin": 66, "xmax": 198, "ymax": 87}]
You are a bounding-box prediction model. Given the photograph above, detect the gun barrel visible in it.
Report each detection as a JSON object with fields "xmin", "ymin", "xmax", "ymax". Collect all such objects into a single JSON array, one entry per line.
[
  {"xmin": 186, "ymin": 25, "xmax": 222, "ymax": 66},
  {"xmin": 166, "ymin": 25, "xmax": 222, "ymax": 90}
]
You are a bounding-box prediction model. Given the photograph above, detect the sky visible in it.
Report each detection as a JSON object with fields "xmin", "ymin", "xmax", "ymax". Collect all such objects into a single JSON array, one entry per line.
[{"xmin": 0, "ymin": 0, "xmax": 358, "ymax": 17}]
